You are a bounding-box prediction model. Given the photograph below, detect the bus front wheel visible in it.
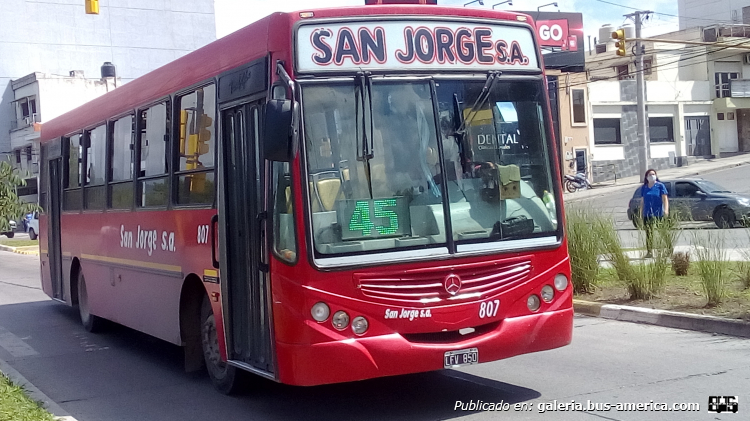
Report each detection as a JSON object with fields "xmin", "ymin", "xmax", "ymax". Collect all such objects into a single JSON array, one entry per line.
[
  {"xmin": 201, "ymin": 296, "xmax": 241, "ymax": 394},
  {"xmin": 77, "ymin": 271, "xmax": 104, "ymax": 332}
]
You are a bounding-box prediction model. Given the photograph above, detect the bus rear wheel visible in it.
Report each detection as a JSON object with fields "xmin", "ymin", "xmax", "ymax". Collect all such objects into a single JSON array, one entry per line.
[
  {"xmin": 201, "ymin": 296, "xmax": 241, "ymax": 394},
  {"xmin": 77, "ymin": 271, "xmax": 104, "ymax": 332}
]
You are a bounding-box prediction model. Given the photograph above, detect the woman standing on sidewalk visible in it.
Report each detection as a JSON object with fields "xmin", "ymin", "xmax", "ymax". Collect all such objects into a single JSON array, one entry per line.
[{"xmin": 639, "ymin": 169, "xmax": 669, "ymax": 258}]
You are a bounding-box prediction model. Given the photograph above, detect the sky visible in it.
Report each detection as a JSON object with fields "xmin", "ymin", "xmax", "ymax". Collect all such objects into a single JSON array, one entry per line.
[{"xmin": 214, "ymin": 0, "xmax": 680, "ymax": 48}]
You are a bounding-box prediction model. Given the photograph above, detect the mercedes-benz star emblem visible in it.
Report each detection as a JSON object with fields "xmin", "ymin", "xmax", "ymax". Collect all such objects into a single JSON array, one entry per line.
[{"xmin": 444, "ymin": 274, "xmax": 462, "ymax": 296}]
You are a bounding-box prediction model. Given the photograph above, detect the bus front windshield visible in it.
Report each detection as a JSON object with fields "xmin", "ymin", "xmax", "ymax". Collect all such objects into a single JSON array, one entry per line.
[{"xmin": 301, "ymin": 78, "xmax": 558, "ymax": 257}]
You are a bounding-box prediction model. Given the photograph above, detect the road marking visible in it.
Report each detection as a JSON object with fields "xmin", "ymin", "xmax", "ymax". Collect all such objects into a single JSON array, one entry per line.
[{"xmin": 0, "ymin": 326, "xmax": 39, "ymax": 357}]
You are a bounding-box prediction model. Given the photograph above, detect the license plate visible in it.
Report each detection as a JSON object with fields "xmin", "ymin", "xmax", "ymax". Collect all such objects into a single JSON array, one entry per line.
[{"xmin": 444, "ymin": 348, "xmax": 479, "ymax": 368}]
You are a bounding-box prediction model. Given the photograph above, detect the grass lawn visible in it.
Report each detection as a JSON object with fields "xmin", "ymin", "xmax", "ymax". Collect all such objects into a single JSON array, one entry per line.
[
  {"xmin": 0, "ymin": 239, "xmax": 38, "ymax": 247},
  {"xmin": 0, "ymin": 373, "xmax": 55, "ymax": 421},
  {"xmin": 576, "ymin": 262, "xmax": 750, "ymax": 321}
]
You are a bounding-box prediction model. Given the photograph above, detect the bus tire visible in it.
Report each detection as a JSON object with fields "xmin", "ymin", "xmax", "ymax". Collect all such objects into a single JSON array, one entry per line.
[
  {"xmin": 201, "ymin": 296, "xmax": 241, "ymax": 394},
  {"xmin": 77, "ymin": 271, "xmax": 104, "ymax": 333}
]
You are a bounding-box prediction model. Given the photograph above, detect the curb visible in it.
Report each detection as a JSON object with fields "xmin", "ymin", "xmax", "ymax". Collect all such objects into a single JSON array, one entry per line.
[
  {"xmin": 574, "ymin": 299, "xmax": 750, "ymax": 338},
  {"xmin": 0, "ymin": 244, "xmax": 39, "ymax": 255},
  {"xmin": 0, "ymin": 358, "xmax": 77, "ymax": 421}
]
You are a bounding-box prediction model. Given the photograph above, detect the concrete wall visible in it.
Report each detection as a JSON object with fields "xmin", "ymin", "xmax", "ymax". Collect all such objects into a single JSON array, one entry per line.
[{"xmin": 0, "ymin": 0, "xmax": 216, "ymax": 158}]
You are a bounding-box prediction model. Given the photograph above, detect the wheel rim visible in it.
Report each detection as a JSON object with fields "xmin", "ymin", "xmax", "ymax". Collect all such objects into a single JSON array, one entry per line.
[{"xmin": 202, "ymin": 313, "xmax": 227, "ymax": 378}]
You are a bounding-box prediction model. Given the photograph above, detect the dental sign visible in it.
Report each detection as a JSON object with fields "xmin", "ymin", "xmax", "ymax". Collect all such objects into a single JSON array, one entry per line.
[{"xmin": 296, "ymin": 21, "xmax": 539, "ymax": 73}]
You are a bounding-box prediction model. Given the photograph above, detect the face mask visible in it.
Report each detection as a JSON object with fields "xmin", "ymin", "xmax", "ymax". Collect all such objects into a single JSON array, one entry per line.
[{"xmin": 647, "ymin": 175, "xmax": 657, "ymax": 183}]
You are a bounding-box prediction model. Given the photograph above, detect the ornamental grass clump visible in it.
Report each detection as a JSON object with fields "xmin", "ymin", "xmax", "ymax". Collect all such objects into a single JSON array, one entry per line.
[
  {"xmin": 566, "ymin": 207, "xmax": 607, "ymax": 293},
  {"xmin": 671, "ymin": 251, "xmax": 690, "ymax": 276},
  {"xmin": 693, "ymin": 230, "xmax": 729, "ymax": 307},
  {"xmin": 737, "ymin": 227, "xmax": 750, "ymax": 289},
  {"xmin": 615, "ymin": 216, "xmax": 675, "ymax": 300}
]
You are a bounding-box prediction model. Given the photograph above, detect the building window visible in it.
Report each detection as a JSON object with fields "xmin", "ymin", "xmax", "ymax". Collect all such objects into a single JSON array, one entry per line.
[
  {"xmin": 138, "ymin": 102, "xmax": 170, "ymax": 207},
  {"xmin": 571, "ymin": 89, "xmax": 586, "ymax": 125},
  {"xmin": 25, "ymin": 146, "xmax": 32, "ymax": 162},
  {"xmin": 15, "ymin": 150, "xmax": 21, "ymax": 164},
  {"xmin": 175, "ymin": 84, "xmax": 216, "ymax": 206},
  {"xmin": 648, "ymin": 117, "xmax": 674, "ymax": 142},
  {"xmin": 593, "ymin": 118, "xmax": 622, "ymax": 145},
  {"xmin": 643, "ymin": 58, "xmax": 652, "ymax": 76},
  {"xmin": 616, "ymin": 65, "xmax": 629, "ymax": 80},
  {"xmin": 717, "ymin": 113, "xmax": 725, "ymax": 120},
  {"xmin": 715, "ymin": 72, "xmax": 739, "ymax": 98}
]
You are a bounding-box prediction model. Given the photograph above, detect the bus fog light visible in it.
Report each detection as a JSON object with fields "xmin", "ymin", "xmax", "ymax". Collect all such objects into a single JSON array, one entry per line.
[
  {"xmin": 351, "ymin": 316, "xmax": 368, "ymax": 335},
  {"xmin": 527, "ymin": 295, "xmax": 541, "ymax": 312},
  {"xmin": 541, "ymin": 285, "xmax": 554, "ymax": 302},
  {"xmin": 554, "ymin": 274, "xmax": 568, "ymax": 291},
  {"xmin": 311, "ymin": 302, "xmax": 330, "ymax": 322},
  {"xmin": 332, "ymin": 311, "xmax": 350, "ymax": 330}
]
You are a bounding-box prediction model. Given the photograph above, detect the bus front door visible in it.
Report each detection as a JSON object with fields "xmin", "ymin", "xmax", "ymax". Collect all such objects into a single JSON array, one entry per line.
[
  {"xmin": 218, "ymin": 101, "xmax": 275, "ymax": 377},
  {"xmin": 48, "ymin": 158, "xmax": 64, "ymax": 301}
]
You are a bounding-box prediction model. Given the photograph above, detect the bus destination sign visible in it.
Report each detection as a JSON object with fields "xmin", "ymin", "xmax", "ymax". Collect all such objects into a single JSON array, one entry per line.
[{"xmin": 296, "ymin": 21, "xmax": 539, "ymax": 73}]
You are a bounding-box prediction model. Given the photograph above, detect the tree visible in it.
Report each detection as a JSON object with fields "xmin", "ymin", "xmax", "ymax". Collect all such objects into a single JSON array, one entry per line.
[{"xmin": 0, "ymin": 159, "xmax": 40, "ymax": 232}]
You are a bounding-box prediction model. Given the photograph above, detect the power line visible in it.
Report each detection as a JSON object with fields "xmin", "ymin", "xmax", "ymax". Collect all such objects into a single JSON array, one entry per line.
[
  {"xmin": 557, "ymin": 36, "xmax": 750, "ymax": 90},
  {"xmin": 593, "ymin": 0, "xmax": 737, "ymax": 25}
]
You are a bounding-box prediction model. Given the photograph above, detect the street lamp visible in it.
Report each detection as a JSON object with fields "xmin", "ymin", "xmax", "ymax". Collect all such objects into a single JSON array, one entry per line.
[
  {"xmin": 464, "ymin": 0, "xmax": 484, "ymax": 6},
  {"xmin": 492, "ymin": 0, "xmax": 512, "ymax": 8},
  {"xmin": 537, "ymin": 2, "xmax": 558, "ymax": 11}
]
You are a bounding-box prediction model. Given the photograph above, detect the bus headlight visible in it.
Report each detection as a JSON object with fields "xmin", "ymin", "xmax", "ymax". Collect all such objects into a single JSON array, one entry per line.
[
  {"xmin": 311, "ymin": 302, "xmax": 330, "ymax": 322},
  {"xmin": 554, "ymin": 274, "xmax": 568, "ymax": 291},
  {"xmin": 351, "ymin": 316, "xmax": 368, "ymax": 335},
  {"xmin": 332, "ymin": 311, "xmax": 350, "ymax": 330},
  {"xmin": 541, "ymin": 285, "xmax": 554, "ymax": 302},
  {"xmin": 527, "ymin": 295, "xmax": 541, "ymax": 312}
]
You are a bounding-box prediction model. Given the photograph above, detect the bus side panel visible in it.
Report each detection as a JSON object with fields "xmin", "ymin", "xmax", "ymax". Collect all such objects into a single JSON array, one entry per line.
[{"xmin": 58, "ymin": 209, "xmax": 216, "ymax": 345}]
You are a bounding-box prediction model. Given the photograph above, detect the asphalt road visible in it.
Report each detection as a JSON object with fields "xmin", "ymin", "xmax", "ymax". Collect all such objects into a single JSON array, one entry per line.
[
  {"xmin": 568, "ymin": 164, "xmax": 750, "ymax": 250},
  {"xmin": 0, "ymin": 252, "xmax": 748, "ymax": 420}
]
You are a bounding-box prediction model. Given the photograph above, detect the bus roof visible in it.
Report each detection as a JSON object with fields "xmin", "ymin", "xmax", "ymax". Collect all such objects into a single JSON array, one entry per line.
[{"xmin": 41, "ymin": 5, "xmax": 529, "ymax": 142}]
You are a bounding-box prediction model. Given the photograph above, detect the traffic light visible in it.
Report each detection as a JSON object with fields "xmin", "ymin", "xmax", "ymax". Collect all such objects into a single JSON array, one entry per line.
[
  {"xmin": 612, "ymin": 29, "xmax": 627, "ymax": 56},
  {"xmin": 85, "ymin": 0, "xmax": 99, "ymax": 14},
  {"xmin": 186, "ymin": 113, "xmax": 212, "ymax": 170},
  {"xmin": 179, "ymin": 110, "xmax": 188, "ymax": 156}
]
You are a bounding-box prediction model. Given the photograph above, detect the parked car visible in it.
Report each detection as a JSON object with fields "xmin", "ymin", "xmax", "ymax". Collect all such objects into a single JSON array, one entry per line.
[
  {"xmin": 26, "ymin": 212, "xmax": 39, "ymax": 240},
  {"xmin": 627, "ymin": 178, "xmax": 750, "ymax": 228},
  {"xmin": 1, "ymin": 220, "xmax": 17, "ymax": 238}
]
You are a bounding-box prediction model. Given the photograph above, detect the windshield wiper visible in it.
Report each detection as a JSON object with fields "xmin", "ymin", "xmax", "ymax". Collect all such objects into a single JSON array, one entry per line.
[
  {"xmin": 355, "ymin": 71, "xmax": 375, "ymax": 198},
  {"xmin": 456, "ymin": 71, "xmax": 501, "ymax": 136}
]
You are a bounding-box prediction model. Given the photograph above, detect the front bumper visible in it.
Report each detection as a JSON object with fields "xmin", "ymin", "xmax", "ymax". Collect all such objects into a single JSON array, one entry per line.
[{"xmin": 275, "ymin": 307, "xmax": 573, "ymax": 386}]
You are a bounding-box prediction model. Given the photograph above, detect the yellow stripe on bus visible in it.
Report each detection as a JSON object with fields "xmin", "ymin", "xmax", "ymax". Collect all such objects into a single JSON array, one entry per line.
[
  {"xmin": 204, "ymin": 269, "xmax": 218, "ymax": 277},
  {"xmin": 81, "ymin": 254, "xmax": 182, "ymax": 274},
  {"xmin": 40, "ymin": 249, "xmax": 48, "ymax": 254}
]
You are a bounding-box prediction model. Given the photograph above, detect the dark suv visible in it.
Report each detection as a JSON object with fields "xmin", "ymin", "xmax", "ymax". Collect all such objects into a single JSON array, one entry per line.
[{"xmin": 627, "ymin": 178, "xmax": 750, "ymax": 228}]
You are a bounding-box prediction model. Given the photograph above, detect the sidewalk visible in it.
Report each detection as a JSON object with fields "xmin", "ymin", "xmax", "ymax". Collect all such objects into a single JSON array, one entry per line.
[{"xmin": 564, "ymin": 153, "xmax": 750, "ymax": 202}]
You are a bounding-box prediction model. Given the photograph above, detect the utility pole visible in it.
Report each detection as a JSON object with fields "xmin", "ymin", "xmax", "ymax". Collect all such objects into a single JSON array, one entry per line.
[{"xmin": 624, "ymin": 10, "xmax": 652, "ymax": 176}]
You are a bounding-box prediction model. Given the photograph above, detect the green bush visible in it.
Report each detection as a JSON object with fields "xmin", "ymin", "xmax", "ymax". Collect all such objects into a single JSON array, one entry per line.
[
  {"xmin": 693, "ymin": 230, "xmax": 729, "ymax": 306},
  {"xmin": 566, "ymin": 207, "xmax": 607, "ymax": 293}
]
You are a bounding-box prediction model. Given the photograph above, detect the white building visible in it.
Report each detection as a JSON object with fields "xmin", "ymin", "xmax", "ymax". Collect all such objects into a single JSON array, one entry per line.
[
  {"xmin": 2, "ymin": 0, "xmax": 216, "ymax": 201},
  {"xmin": 585, "ymin": 25, "xmax": 750, "ymax": 181},
  {"xmin": 678, "ymin": 0, "xmax": 750, "ymax": 30}
]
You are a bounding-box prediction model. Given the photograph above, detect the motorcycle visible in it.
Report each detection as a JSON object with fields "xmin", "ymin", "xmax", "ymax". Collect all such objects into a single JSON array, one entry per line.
[{"xmin": 564, "ymin": 173, "xmax": 592, "ymax": 193}]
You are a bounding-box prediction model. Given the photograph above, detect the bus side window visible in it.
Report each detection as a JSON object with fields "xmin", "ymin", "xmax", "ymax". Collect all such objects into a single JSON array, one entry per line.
[
  {"xmin": 137, "ymin": 102, "xmax": 170, "ymax": 208},
  {"xmin": 109, "ymin": 114, "xmax": 135, "ymax": 210},
  {"xmin": 63, "ymin": 134, "xmax": 83, "ymax": 211},
  {"xmin": 84, "ymin": 124, "xmax": 107, "ymax": 210},
  {"xmin": 272, "ymin": 161, "xmax": 297, "ymax": 263},
  {"xmin": 175, "ymin": 84, "xmax": 216, "ymax": 206}
]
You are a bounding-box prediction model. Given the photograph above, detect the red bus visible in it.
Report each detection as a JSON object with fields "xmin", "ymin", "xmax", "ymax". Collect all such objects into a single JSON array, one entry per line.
[{"xmin": 38, "ymin": 3, "xmax": 572, "ymax": 393}]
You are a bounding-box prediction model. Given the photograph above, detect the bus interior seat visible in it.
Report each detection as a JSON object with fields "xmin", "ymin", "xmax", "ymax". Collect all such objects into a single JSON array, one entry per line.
[{"xmin": 310, "ymin": 171, "xmax": 343, "ymax": 212}]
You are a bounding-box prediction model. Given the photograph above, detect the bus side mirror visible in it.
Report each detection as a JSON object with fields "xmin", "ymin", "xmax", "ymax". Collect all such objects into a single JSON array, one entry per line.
[{"xmin": 264, "ymin": 99, "xmax": 293, "ymax": 162}]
